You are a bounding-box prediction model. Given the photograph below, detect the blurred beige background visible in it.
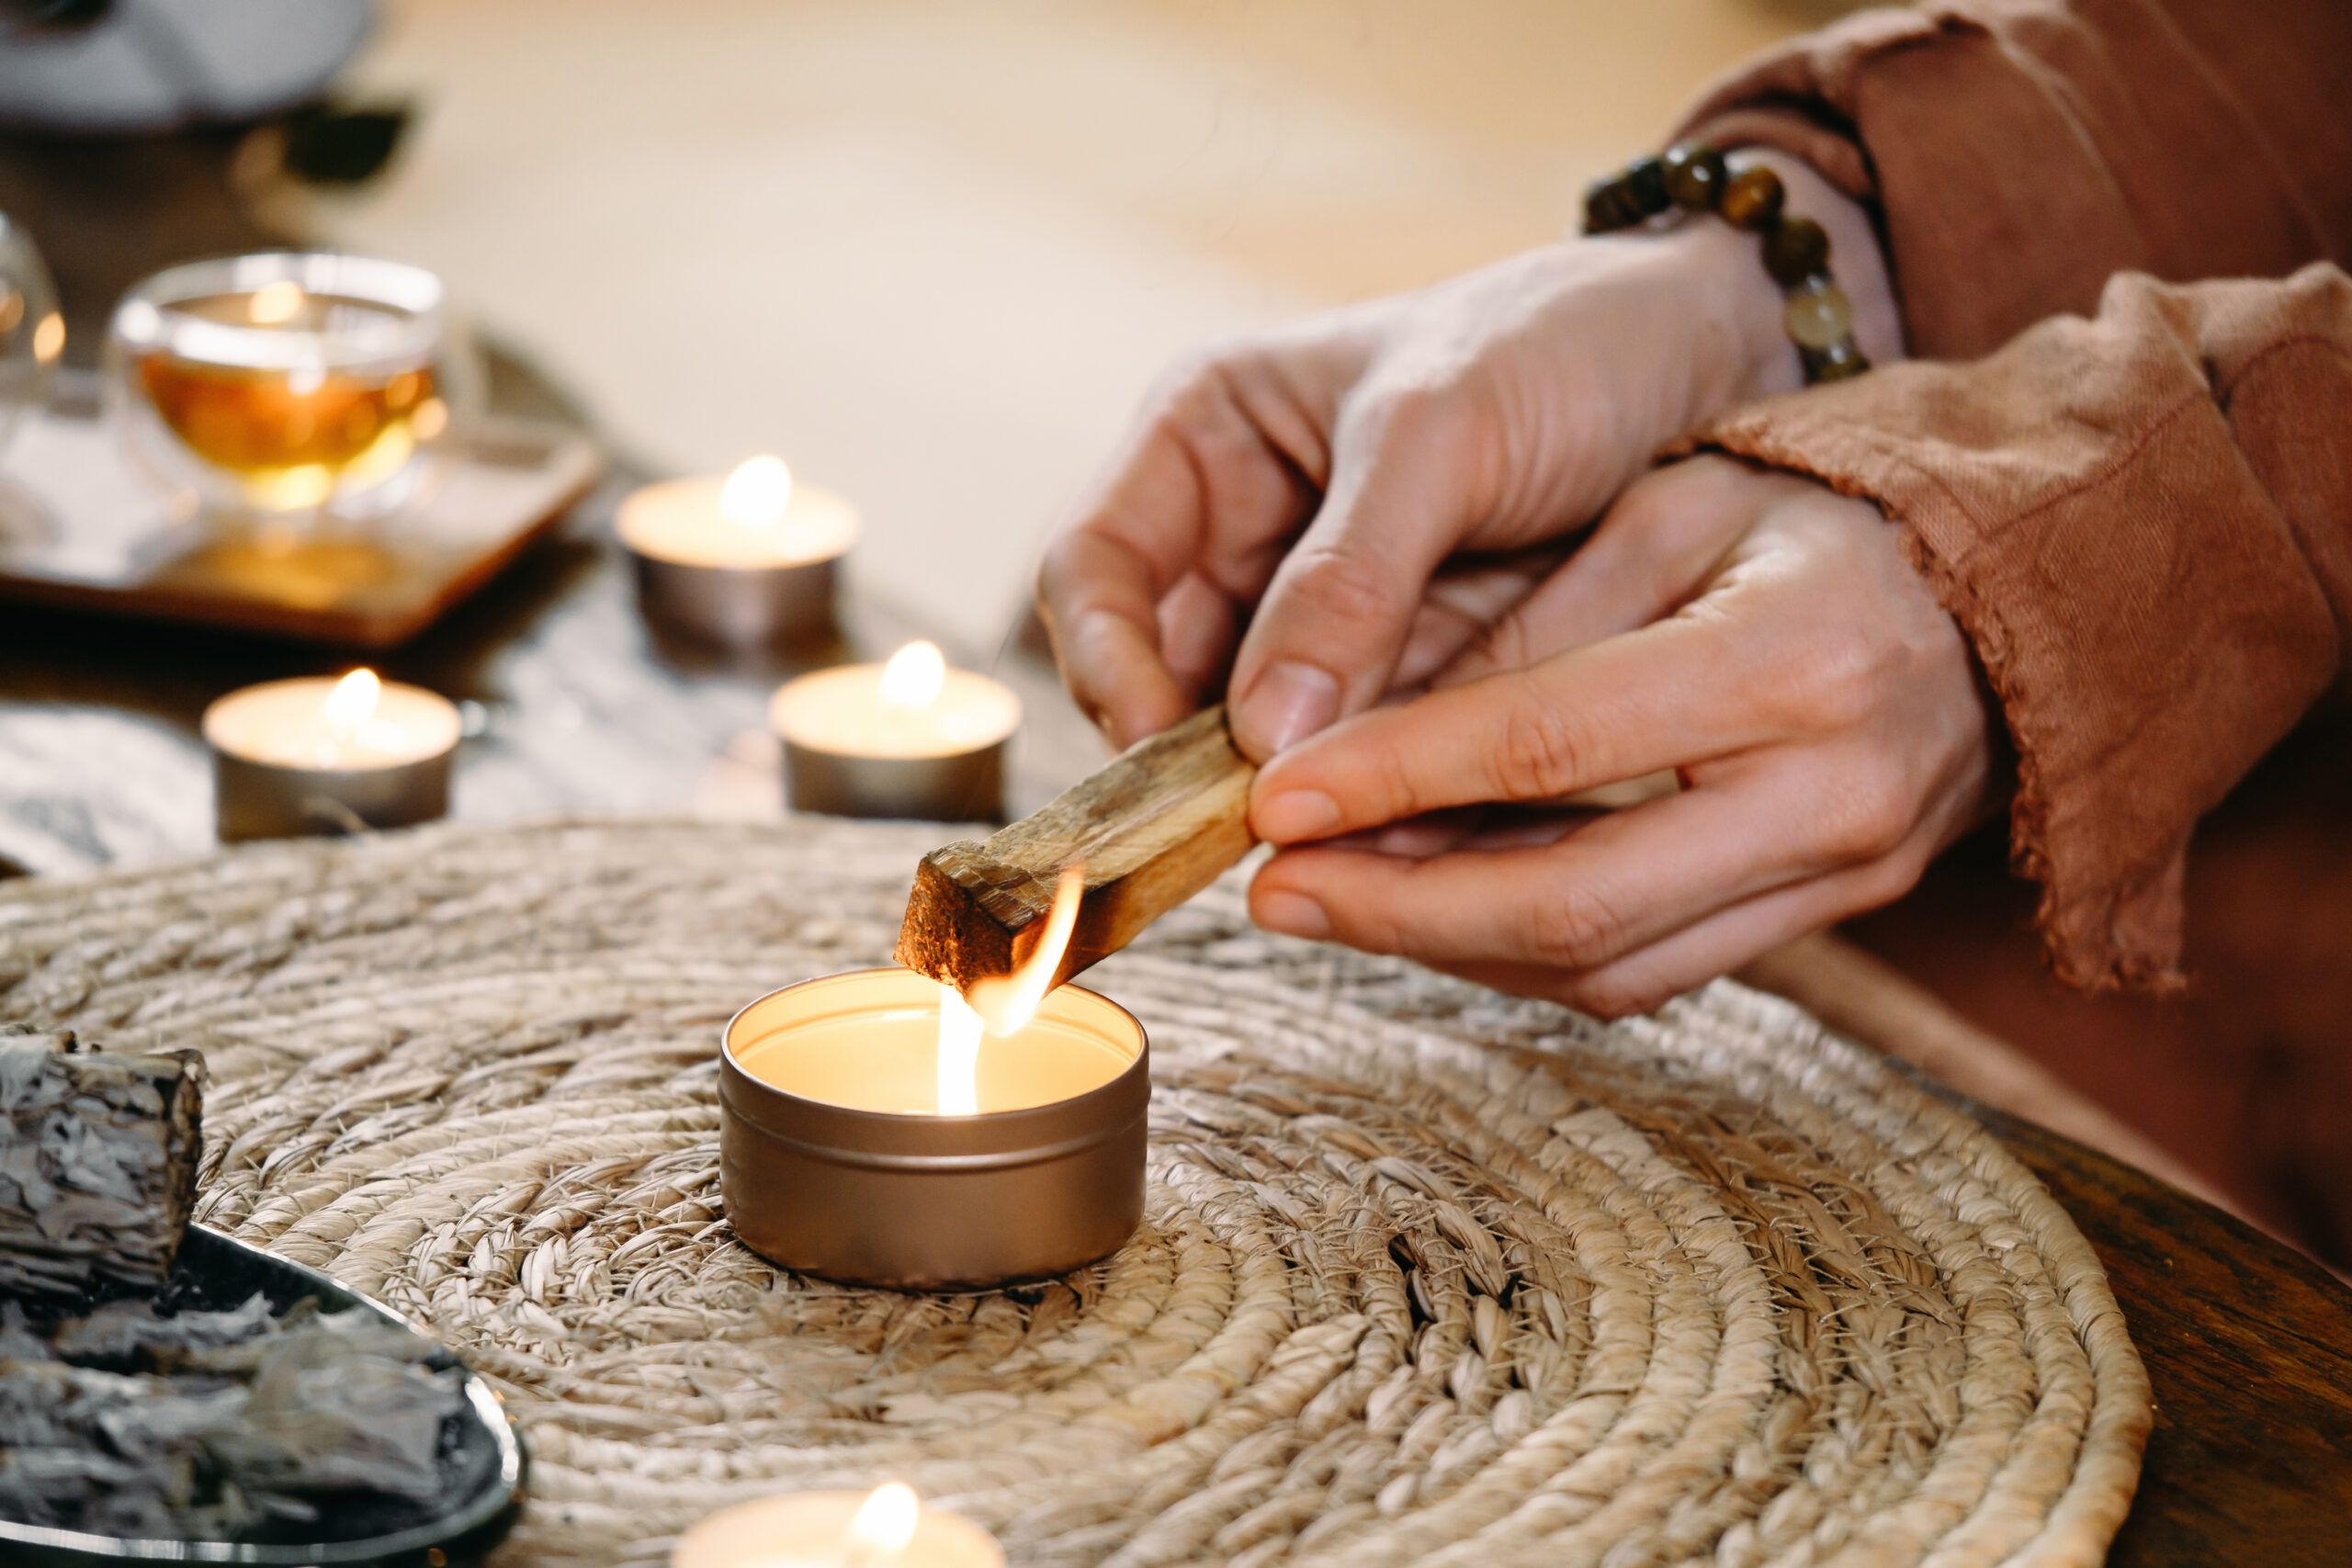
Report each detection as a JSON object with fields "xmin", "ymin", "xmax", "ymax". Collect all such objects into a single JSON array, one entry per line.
[{"xmin": 300, "ymin": 0, "xmax": 1830, "ymax": 652}]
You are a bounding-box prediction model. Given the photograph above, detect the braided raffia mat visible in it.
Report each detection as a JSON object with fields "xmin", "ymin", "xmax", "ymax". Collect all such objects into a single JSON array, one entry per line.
[{"xmin": 0, "ymin": 817, "xmax": 2149, "ymax": 1568}]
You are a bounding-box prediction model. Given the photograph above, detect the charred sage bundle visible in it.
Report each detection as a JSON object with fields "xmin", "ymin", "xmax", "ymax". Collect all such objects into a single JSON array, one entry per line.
[{"xmin": 0, "ymin": 1027, "xmax": 205, "ymax": 1301}]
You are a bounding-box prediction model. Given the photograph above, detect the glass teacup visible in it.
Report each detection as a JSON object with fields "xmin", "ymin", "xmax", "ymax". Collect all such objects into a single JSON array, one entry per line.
[{"xmin": 106, "ymin": 253, "xmax": 454, "ymax": 525}]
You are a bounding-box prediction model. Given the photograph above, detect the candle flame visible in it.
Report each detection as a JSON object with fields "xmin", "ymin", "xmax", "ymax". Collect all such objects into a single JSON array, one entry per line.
[
  {"xmin": 719, "ymin": 456, "xmax": 793, "ymax": 528},
  {"xmin": 325, "ymin": 668, "xmax": 382, "ymax": 730},
  {"xmin": 970, "ymin": 864, "xmax": 1086, "ymax": 1036},
  {"xmin": 842, "ymin": 1482, "xmax": 920, "ymax": 1564},
  {"xmin": 936, "ymin": 987, "xmax": 982, "ymax": 1117},
  {"xmin": 933, "ymin": 864, "xmax": 1084, "ymax": 1114},
  {"xmin": 248, "ymin": 279, "xmax": 305, "ymax": 326},
  {"xmin": 879, "ymin": 641, "xmax": 946, "ymax": 712}
]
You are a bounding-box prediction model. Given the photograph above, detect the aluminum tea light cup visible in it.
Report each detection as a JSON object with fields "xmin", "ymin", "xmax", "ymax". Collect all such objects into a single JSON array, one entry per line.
[
  {"xmin": 617, "ymin": 456, "xmax": 858, "ymax": 654},
  {"xmin": 202, "ymin": 668, "xmax": 460, "ymax": 842},
  {"xmin": 719, "ymin": 966, "xmax": 1147, "ymax": 1291},
  {"xmin": 769, "ymin": 640, "xmax": 1020, "ymax": 822}
]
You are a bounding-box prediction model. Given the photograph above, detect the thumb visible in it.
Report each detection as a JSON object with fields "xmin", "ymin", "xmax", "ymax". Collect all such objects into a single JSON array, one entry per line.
[{"xmin": 1227, "ymin": 385, "xmax": 1491, "ymax": 761}]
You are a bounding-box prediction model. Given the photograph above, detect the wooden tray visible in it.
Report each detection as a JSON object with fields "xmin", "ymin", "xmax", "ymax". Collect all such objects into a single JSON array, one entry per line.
[{"xmin": 0, "ymin": 409, "xmax": 602, "ymax": 648}]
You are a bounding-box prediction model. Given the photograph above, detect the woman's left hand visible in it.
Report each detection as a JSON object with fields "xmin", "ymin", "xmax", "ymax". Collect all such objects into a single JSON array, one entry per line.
[{"xmin": 1244, "ymin": 455, "xmax": 2001, "ymax": 1017}]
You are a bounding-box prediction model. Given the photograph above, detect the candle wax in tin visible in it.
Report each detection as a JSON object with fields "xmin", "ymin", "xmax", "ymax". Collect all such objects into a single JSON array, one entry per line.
[
  {"xmin": 770, "ymin": 662, "xmax": 1020, "ymax": 761},
  {"xmin": 671, "ymin": 1489, "xmax": 1003, "ymax": 1568},
  {"xmin": 203, "ymin": 675, "xmax": 460, "ymax": 771},
  {"xmin": 732, "ymin": 1004, "xmax": 1132, "ymax": 1115},
  {"xmin": 616, "ymin": 474, "xmax": 859, "ymax": 570}
]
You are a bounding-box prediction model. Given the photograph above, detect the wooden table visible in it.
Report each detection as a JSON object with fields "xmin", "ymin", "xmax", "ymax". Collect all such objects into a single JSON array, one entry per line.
[{"xmin": 5, "ymin": 389, "xmax": 2348, "ymax": 1560}]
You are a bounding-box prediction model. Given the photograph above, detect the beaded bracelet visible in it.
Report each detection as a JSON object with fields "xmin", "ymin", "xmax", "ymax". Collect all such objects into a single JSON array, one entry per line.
[{"xmin": 1582, "ymin": 141, "xmax": 1869, "ymax": 385}]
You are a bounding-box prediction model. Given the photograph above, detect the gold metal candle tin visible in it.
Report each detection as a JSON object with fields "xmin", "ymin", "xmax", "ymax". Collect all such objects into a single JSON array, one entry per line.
[{"xmin": 719, "ymin": 968, "xmax": 1148, "ymax": 1291}]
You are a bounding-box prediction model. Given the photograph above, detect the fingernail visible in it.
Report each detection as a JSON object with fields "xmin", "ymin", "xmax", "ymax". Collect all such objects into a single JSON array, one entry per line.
[
  {"xmin": 1255, "ymin": 788, "xmax": 1342, "ymax": 843},
  {"xmin": 1236, "ymin": 661, "xmax": 1340, "ymax": 759},
  {"xmin": 1255, "ymin": 889, "xmax": 1331, "ymax": 940}
]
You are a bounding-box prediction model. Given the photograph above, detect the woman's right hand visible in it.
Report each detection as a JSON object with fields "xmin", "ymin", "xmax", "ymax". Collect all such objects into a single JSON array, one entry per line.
[{"xmin": 1036, "ymin": 152, "xmax": 1901, "ymax": 761}]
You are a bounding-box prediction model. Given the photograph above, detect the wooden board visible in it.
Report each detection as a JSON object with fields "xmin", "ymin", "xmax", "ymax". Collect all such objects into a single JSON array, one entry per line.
[{"xmin": 0, "ymin": 409, "xmax": 601, "ymax": 649}]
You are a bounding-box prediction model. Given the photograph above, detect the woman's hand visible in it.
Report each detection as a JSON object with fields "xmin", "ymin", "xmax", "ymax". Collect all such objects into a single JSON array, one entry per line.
[
  {"xmin": 1037, "ymin": 154, "xmax": 1901, "ymax": 761},
  {"xmin": 1244, "ymin": 457, "xmax": 1998, "ymax": 1017}
]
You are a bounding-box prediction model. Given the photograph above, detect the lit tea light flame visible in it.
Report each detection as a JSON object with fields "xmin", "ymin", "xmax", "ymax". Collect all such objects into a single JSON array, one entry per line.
[
  {"xmin": 842, "ymin": 1482, "xmax": 920, "ymax": 1565},
  {"xmin": 879, "ymin": 641, "xmax": 947, "ymax": 712},
  {"xmin": 719, "ymin": 455, "xmax": 794, "ymax": 530},
  {"xmin": 934, "ymin": 865, "xmax": 1086, "ymax": 1113},
  {"xmin": 309, "ymin": 668, "xmax": 405, "ymax": 769},
  {"xmin": 324, "ymin": 667, "xmax": 382, "ymax": 731},
  {"xmin": 247, "ymin": 279, "xmax": 306, "ymax": 326},
  {"xmin": 971, "ymin": 865, "xmax": 1086, "ymax": 1035}
]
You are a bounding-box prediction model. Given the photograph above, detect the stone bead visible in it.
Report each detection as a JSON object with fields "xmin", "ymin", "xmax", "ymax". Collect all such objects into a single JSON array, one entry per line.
[
  {"xmin": 1623, "ymin": 155, "xmax": 1670, "ymax": 218},
  {"xmin": 1761, "ymin": 215, "xmax": 1829, "ymax": 286},
  {"xmin": 1718, "ymin": 165, "xmax": 1784, "ymax": 231},
  {"xmin": 1581, "ymin": 174, "xmax": 1641, "ymax": 233},
  {"xmin": 1801, "ymin": 338, "xmax": 1871, "ymax": 384},
  {"xmin": 1783, "ymin": 280, "xmax": 1855, "ymax": 351},
  {"xmin": 1660, "ymin": 141, "xmax": 1728, "ymax": 209}
]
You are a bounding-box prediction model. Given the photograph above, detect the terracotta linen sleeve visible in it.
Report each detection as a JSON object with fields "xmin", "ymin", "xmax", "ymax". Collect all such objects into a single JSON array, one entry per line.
[
  {"xmin": 1688, "ymin": 264, "xmax": 2352, "ymax": 992},
  {"xmin": 1671, "ymin": 0, "xmax": 2352, "ymax": 361}
]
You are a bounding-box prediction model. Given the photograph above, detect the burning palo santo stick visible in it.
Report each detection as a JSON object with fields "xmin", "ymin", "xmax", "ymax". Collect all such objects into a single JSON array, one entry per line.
[{"xmin": 897, "ymin": 705, "xmax": 1257, "ymax": 996}]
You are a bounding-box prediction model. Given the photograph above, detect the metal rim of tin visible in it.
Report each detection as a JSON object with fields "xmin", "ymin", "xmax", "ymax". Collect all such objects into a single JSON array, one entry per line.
[{"xmin": 718, "ymin": 967, "xmax": 1148, "ymax": 1291}]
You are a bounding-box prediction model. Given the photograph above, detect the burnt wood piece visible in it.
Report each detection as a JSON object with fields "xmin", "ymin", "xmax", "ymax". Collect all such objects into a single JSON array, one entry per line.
[
  {"xmin": 897, "ymin": 705, "xmax": 1257, "ymax": 994},
  {"xmin": 0, "ymin": 1028, "xmax": 204, "ymax": 1302}
]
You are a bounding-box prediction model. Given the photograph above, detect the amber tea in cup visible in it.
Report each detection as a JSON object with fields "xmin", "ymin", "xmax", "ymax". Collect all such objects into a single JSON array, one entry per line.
[{"xmin": 108, "ymin": 254, "xmax": 451, "ymax": 523}]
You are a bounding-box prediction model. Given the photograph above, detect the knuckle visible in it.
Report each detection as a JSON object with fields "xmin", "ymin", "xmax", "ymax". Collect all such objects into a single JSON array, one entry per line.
[
  {"xmin": 1763, "ymin": 620, "xmax": 1893, "ymax": 735},
  {"xmin": 1805, "ymin": 759, "xmax": 1916, "ymax": 864},
  {"xmin": 1526, "ymin": 881, "xmax": 1631, "ymax": 970},
  {"xmin": 1283, "ymin": 541, "xmax": 1398, "ymax": 629},
  {"xmin": 1148, "ymin": 344, "xmax": 1266, "ymax": 445},
  {"xmin": 1349, "ymin": 370, "xmax": 1480, "ymax": 459},
  {"xmin": 1490, "ymin": 694, "xmax": 1591, "ymax": 800}
]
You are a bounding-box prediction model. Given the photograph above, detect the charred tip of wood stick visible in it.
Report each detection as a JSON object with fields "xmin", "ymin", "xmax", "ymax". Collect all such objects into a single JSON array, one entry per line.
[
  {"xmin": 894, "ymin": 849, "xmax": 1033, "ymax": 995},
  {"xmin": 897, "ymin": 704, "xmax": 1259, "ymax": 996}
]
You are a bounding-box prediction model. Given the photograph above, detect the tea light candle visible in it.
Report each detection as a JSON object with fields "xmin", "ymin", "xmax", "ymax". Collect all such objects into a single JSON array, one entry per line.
[
  {"xmin": 202, "ymin": 669, "xmax": 461, "ymax": 841},
  {"xmin": 618, "ymin": 456, "xmax": 859, "ymax": 652},
  {"xmin": 673, "ymin": 1483, "xmax": 1003, "ymax": 1568},
  {"xmin": 723, "ymin": 862, "xmax": 1139, "ymax": 1291},
  {"xmin": 770, "ymin": 641, "xmax": 1020, "ymax": 822}
]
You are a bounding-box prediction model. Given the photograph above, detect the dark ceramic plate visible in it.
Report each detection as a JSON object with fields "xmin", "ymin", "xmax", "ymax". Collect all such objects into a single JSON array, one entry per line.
[{"xmin": 0, "ymin": 1225, "xmax": 528, "ymax": 1567}]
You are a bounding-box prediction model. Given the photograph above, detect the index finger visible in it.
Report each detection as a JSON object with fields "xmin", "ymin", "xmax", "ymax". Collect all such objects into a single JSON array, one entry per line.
[
  {"xmin": 1038, "ymin": 351, "xmax": 1349, "ymax": 748},
  {"xmin": 1250, "ymin": 611, "xmax": 1777, "ymax": 843}
]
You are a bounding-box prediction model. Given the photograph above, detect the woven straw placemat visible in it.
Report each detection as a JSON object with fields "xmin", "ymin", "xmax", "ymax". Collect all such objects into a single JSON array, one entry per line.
[{"xmin": 0, "ymin": 817, "xmax": 2149, "ymax": 1568}]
